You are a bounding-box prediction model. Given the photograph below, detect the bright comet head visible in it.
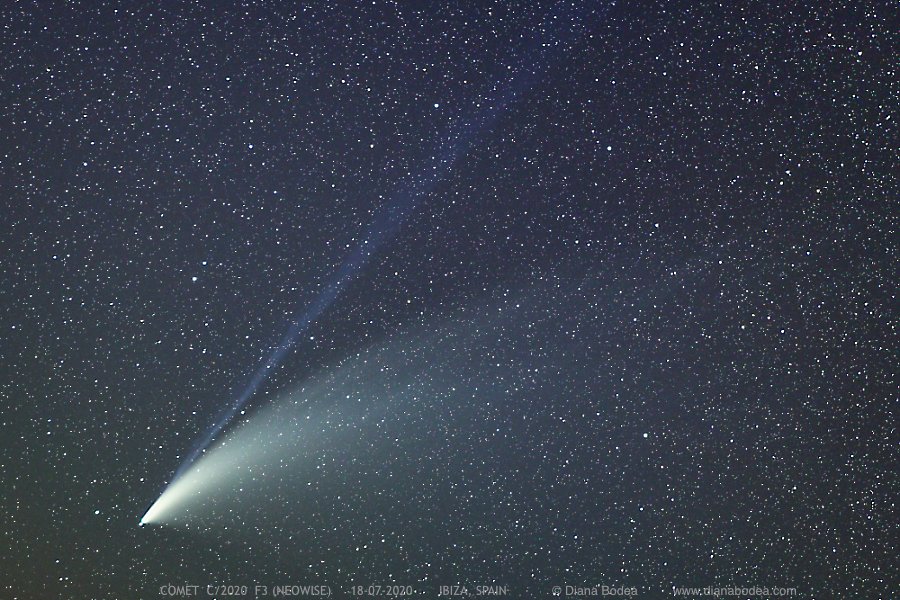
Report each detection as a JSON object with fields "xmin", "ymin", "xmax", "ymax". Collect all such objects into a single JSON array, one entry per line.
[{"xmin": 139, "ymin": 497, "xmax": 163, "ymax": 526}]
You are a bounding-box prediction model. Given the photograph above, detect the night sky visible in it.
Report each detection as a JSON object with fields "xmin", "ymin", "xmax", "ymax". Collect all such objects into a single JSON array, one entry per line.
[{"xmin": 0, "ymin": 1, "xmax": 895, "ymax": 599}]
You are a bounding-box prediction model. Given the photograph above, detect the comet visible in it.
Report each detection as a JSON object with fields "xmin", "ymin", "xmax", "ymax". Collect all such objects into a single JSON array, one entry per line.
[{"xmin": 141, "ymin": 0, "xmax": 602, "ymax": 527}]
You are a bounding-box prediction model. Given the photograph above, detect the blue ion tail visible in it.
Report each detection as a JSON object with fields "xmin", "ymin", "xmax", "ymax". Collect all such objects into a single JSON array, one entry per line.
[{"xmin": 162, "ymin": 0, "xmax": 602, "ymax": 493}]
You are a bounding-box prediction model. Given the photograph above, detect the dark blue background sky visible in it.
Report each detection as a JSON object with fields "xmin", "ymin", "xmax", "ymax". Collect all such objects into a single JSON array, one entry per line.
[{"xmin": 0, "ymin": 1, "xmax": 894, "ymax": 598}]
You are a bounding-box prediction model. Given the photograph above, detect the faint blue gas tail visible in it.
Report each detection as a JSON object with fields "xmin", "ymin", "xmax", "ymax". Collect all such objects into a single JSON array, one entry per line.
[{"xmin": 170, "ymin": 1, "xmax": 602, "ymax": 483}]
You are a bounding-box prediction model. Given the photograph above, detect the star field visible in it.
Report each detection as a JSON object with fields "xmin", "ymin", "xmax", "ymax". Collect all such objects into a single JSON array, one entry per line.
[{"xmin": 0, "ymin": 1, "xmax": 895, "ymax": 598}]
